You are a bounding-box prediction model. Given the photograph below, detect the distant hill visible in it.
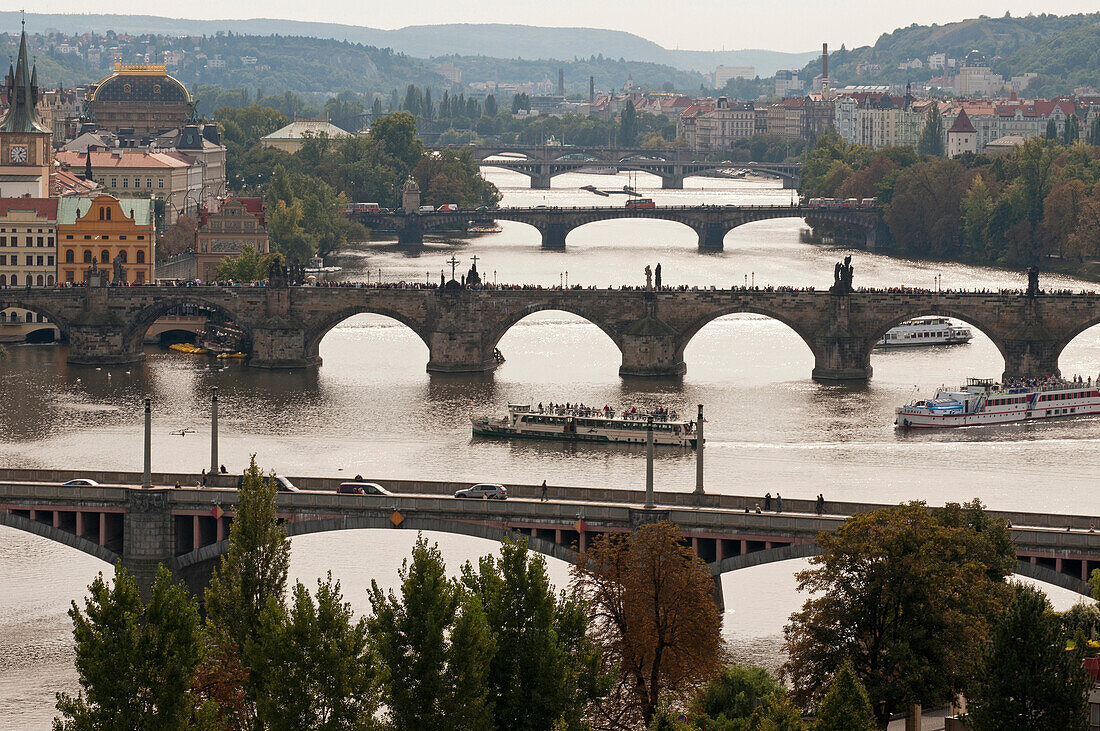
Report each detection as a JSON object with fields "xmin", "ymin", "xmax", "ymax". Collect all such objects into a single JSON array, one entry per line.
[
  {"xmin": 802, "ymin": 12, "xmax": 1100, "ymax": 95},
  {"xmin": 3, "ymin": 12, "xmax": 817, "ymax": 76}
]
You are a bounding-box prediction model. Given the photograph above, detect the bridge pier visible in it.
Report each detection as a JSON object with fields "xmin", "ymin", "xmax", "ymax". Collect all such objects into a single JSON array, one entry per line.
[
  {"xmin": 661, "ymin": 173, "xmax": 684, "ymax": 190},
  {"xmin": 67, "ymin": 325, "xmax": 144, "ymax": 366},
  {"xmin": 696, "ymin": 223, "xmax": 728, "ymax": 251},
  {"xmin": 531, "ymin": 166, "xmax": 552, "ymax": 190},
  {"xmin": 618, "ymin": 332, "xmax": 686, "ymax": 378},
  {"xmin": 426, "ymin": 331, "xmax": 500, "ymax": 374},
  {"xmin": 250, "ymin": 326, "xmax": 320, "ymax": 369},
  {"xmin": 810, "ymin": 336, "xmax": 873, "ymax": 381},
  {"xmin": 1002, "ymin": 338, "xmax": 1062, "ymax": 380},
  {"xmin": 782, "ymin": 177, "xmax": 799, "ymax": 190},
  {"xmin": 122, "ymin": 491, "xmax": 175, "ymax": 601},
  {"xmin": 540, "ymin": 223, "xmax": 569, "ymax": 249},
  {"xmin": 397, "ymin": 220, "xmax": 424, "ymax": 246}
]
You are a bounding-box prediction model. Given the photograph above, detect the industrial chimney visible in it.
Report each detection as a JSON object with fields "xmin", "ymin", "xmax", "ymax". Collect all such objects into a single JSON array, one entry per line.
[
  {"xmin": 558, "ymin": 68, "xmax": 565, "ymax": 96},
  {"xmin": 822, "ymin": 43, "xmax": 829, "ymax": 84},
  {"xmin": 589, "ymin": 76, "xmax": 595, "ymax": 104}
]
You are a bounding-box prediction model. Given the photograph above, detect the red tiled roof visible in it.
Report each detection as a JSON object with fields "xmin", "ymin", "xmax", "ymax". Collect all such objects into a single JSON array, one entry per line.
[
  {"xmin": 0, "ymin": 197, "xmax": 58, "ymax": 218},
  {"xmin": 949, "ymin": 109, "xmax": 977, "ymax": 133}
]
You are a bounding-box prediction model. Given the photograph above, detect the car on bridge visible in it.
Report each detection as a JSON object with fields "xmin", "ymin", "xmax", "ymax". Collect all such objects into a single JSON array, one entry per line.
[
  {"xmin": 61, "ymin": 478, "xmax": 101, "ymax": 487},
  {"xmin": 338, "ymin": 481, "xmax": 392, "ymax": 496},
  {"xmin": 437, "ymin": 204, "xmax": 458, "ymax": 212},
  {"xmin": 454, "ymin": 483, "xmax": 508, "ymax": 500},
  {"xmin": 234, "ymin": 474, "xmax": 299, "ymax": 492}
]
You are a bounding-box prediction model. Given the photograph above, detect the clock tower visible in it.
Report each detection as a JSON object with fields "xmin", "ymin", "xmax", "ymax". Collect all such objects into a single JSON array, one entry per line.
[{"xmin": 0, "ymin": 22, "xmax": 52, "ymax": 198}]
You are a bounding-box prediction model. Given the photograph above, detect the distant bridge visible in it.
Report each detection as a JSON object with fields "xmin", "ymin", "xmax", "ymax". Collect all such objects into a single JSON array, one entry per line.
[
  {"xmin": 352, "ymin": 204, "xmax": 878, "ymax": 249},
  {"xmin": 2, "ymin": 470, "xmax": 1097, "ymax": 606}
]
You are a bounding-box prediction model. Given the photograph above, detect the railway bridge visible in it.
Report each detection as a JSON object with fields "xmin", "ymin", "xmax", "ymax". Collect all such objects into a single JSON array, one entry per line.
[
  {"xmin": 4, "ymin": 285, "xmax": 1100, "ymax": 381},
  {"xmin": 1, "ymin": 471, "xmax": 1096, "ymax": 606},
  {"xmin": 352, "ymin": 204, "xmax": 879, "ymax": 249}
]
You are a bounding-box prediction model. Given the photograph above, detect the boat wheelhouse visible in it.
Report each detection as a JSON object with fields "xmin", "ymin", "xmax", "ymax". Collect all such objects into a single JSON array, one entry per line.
[
  {"xmin": 876, "ymin": 317, "xmax": 973, "ymax": 348},
  {"xmin": 896, "ymin": 376, "xmax": 1100, "ymax": 428},
  {"xmin": 471, "ymin": 403, "xmax": 699, "ymax": 447}
]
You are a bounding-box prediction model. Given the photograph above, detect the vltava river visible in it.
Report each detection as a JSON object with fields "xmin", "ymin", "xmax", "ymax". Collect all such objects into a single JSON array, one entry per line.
[{"xmin": 0, "ymin": 170, "xmax": 1094, "ymax": 727}]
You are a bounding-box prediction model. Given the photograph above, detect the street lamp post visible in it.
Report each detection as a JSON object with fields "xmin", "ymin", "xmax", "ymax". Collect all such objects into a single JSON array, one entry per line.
[
  {"xmin": 694, "ymin": 404, "xmax": 704, "ymax": 495},
  {"xmin": 645, "ymin": 416, "xmax": 655, "ymax": 509},
  {"xmin": 142, "ymin": 397, "xmax": 152, "ymax": 488},
  {"xmin": 210, "ymin": 388, "xmax": 219, "ymax": 477}
]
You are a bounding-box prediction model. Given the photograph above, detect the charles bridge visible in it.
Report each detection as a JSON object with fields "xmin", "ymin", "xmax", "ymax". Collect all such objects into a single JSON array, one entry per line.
[
  {"xmin": 4, "ymin": 284, "xmax": 1100, "ymax": 381},
  {"xmin": 2, "ymin": 470, "xmax": 1097, "ymax": 607},
  {"xmin": 351, "ymin": 203, "xmax": 879, "ymax": 249},
  {"xmin": 443, "ymin": 144, "xmax": 803, "ymax": 189}
]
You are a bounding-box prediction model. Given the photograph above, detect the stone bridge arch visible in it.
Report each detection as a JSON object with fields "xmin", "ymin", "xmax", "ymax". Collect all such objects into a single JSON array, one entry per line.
[
  {"xmin": 1045, "ymin": 308, "xmax": 1100, "ymax": 376},
  {"xmin": 556, "ymin": 212, "xmax": 710, "ymax": 250},
  {"xmin": 482, "ymin": 301, "xmax": 625, "ymax": 368},
  {"xmin": 675, "ymin": 304, "xmax": 823, "ymax": 375},
  {"xmin": 303, "ymin": 305, "xmax": 434, "ymax": 366},
  {"xmin": 0, "ymin": 511, "xmax": 120, "ymax": 566},
  {"xmin": 0, "ymin": 294, "xmax": 72, "ymax": 341},
  {"xmin": 122, "ymin": 294, "xmax": 253, "ymax": 356},
  {"xmin": 862, "ymin": 306, "xmax": 1010, "ymax": 378}
]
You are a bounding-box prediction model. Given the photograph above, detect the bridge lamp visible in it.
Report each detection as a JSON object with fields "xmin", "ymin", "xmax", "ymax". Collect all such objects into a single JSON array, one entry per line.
[
  {"xmin": 644, "ymin": 416, "xmax": 655, "ymax": 509},
  {"xmin": 142, "ymin": 397, "xmax": 152, "ymax": 488}
]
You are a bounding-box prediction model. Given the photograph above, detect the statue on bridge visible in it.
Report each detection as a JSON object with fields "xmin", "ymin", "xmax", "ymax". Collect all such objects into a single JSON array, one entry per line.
[
  {"xmin": 655, "ymin": 263, "xmax": 662, "ymax": 289},
  {"xmin": 466, "ymin": 255, "xmax": 482, "ymax": 286},
  {"xmin": 268, "ymin": 258, "xmax": 287, "ymax": 287},
  {"xmin": 111, "ymin": 252, "xmax": 127, "ymax": 285},
  {"xmin": 645, "ymin": 265, "xmax": 653, "ymax": 290},
  {"xmin": 830, "ymin": 255, "xmax": 854, "ymax": 295},
  {"xmin": 1026, "ymin": 266, "xmax": 1040, "ymax": 297}
]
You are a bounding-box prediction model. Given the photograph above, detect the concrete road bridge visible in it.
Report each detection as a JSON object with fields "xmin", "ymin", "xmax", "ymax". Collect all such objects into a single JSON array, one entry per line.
[
  {"xmin": 2, "ymin": 470, "xmax": 1096, "ymax": 606},
  {"xmin": 4, "ymin": 284, "xmax": 1100, "ymax": 381},
  {"xmin": 352, "ymin": 204, "xmax": 879, "ymax": 249},
  {"xmin": 441, "ymin": 144, "xmax": 802, "ymax": 189}
]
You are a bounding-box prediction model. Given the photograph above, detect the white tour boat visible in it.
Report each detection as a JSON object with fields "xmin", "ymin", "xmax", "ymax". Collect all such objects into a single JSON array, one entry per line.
[
  {"xmin": 471, "ymin": 403, "xmax": 699, "ymax": 447},
  {"xmin": 875, "ymin": 317, "xmax": 973, "ymax": 348},
  {"xmin": 896, "ymin": 377, "xmax": 1100, "ymax": 428}
]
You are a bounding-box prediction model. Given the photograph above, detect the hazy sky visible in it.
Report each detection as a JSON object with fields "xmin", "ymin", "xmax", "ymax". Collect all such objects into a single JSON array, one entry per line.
[{"xmin": 27, "ymin": 0, "xmax": 1100, "ymax": 52}]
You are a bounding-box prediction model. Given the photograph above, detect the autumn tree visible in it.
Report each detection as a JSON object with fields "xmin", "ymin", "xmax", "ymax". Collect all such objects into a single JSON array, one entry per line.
[
  {"xmin": 368, "ymin": 535, "xmax": 494, "ymax": 730},
  {"xmin": 885, "ymin": 159, "xmax": 971, "ymax": 257},
  {"xmin": 1067, "ymin": 185, "xmax": 1100, "ymax": 262},
  {"xmin": 54, "ymin": 564, "xmax": 206, "ymax": 731},
  {"xmin": 965, "ymin": 583, "xmax": 1090, "ymax": 730},
  {"xmin": 160, "ymin": 214, "xmax": 197, "ymax": 260},
  {"xmin": 782, "ymin": 500, "xmax": 1013, "ymax": 727},
  {"xmin": 572, "ymin": 521, "xmax": 723, "ymax": 729},
  {"xmin": 686, "ymin": 664, "xmax": 788, "ymax": 729},
  {"xmin": 1043, "ymin": 179, "xmax": 1088, "ymax": 258},
  {"xmin": 462, "ymin": 537, "xmax": 607, "ymax": 730}
]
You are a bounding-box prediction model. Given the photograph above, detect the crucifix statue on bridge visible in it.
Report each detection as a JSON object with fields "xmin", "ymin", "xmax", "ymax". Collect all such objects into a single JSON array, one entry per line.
[
  {"xmin": 447, "ymin": 255, "xmax": 460, "ymax": 283},
  {"xmin": 466, "ymin": 255, "xmax": 482, "ymax": 286}
]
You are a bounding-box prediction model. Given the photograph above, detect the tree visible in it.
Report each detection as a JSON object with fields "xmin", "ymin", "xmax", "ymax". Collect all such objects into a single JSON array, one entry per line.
[
  {"xmin": 812, "ymin": 660, "xmax": 875, "ymax": 731},
  {"xmin": 215, "ymin": 244, "xmax": 279, "ymax": 282},
  {"xmin": 1064, "ymin": 114, "xmax": 1080, "ymax": 145},
  {"xmin": 917, "ymin": 102, "xmax": 944, "ymax": 157},
  {"xmin": 484, "ymin": 94, "xmax": 498, "ymax": 117},
  {"xmin": 885, "ymin": 159, "xmax": 971, "ymax": 257},
  {"xmin": 368, "ymin": 535, "xmax": 494, "ymax": 730},
  {"xmin": 966, "ymin": 583, "xmax": 1091, "ymax": 731},
  {"xmin": 160, "ymin": 214, "xmax": 197, "ymax": 260},
  {"xmin": 687, "ymin": 664, "xmax": 787, "ymax": 730},
  {"xmin": 572, "ymin": 522, "xmax": 723, "ymax": 729},
  {"xmin": 1043, "ymin": 178, "xmax": 1088, "ymax": 258},
  {"xmin": 462, "ymin": 537, "xmax": 607, "ymax": 731},
  {"xmin": 1046, "ymin": 118, "xmax": 1059, "ymax": 140},
  {"xmin": 54, "ymin": 564, "xmax": 205, "ymax": 731},
  {"xmin": 747, "ymin": 695, "xmax": 803, "ymax": 731},
  {"xmin": 620, "ymin": 100, "xmax": 638, "ymax": 146},
  {"xmin": 261, "ymin": 573, "xmax": 378, "ymax": 730},
  {"xmin": 1088, "ymin": 115, "xmax": 1100, "ymax": 146},
  {"xmin": 204, "ymin": 455, "xmax": 291, "ymax": 727},
  {"xmin": 782, "ymin": 501, "xmax": 1013, "ymax": 727},
  {"xmin": 961, "ymin": 174, "xmax": 994, "ymax": 258}
]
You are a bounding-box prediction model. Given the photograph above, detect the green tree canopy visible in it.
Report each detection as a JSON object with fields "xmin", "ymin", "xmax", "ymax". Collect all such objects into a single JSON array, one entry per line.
[
  {"xmin": 917, "ymin": 102, "xmax": 944, "ymax": 157},
  {"xmin": 687, "ymin": 664, "xmax": 787, "ymax": 730},
  {"xmin": 812, "ymin": 659, "xmax": 875, "ymax": 731}
]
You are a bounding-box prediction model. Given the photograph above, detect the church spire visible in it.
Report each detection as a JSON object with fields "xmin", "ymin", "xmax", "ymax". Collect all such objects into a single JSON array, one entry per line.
[{"xmin": 1, "ymin": 22, "xmax": 49, "ymax": 134}]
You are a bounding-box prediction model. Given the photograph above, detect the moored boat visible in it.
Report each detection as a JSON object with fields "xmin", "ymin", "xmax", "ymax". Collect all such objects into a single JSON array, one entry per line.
[
  {"xmin": 896, "ymin": 376, "xmax": 1100, "ymax": 428},
  {"xmin": 472, "ymin": 403, "xmax": 699, "ymax": 447},
  {"xmin": 875, "ymin": 317, "xmax": 973, "ymax": 348}
]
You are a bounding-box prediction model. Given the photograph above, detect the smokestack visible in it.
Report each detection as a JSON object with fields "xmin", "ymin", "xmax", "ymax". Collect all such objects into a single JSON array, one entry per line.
[
  {"xmin": 822, "ymin": 43, "xmax": 828, "ymax": 82},
  {"xmin": 558, "ymin": 68, "xmax": 565, "ymax": 96},
  {"xmin": 589, "ymin": 76, "xmax": 595, "ymax": 104}
]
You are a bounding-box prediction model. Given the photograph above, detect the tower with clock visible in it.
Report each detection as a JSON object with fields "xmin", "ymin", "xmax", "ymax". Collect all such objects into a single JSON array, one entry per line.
[{"xmin": 0, "ymin": 22, "xmax": 52, "ymax": 198}]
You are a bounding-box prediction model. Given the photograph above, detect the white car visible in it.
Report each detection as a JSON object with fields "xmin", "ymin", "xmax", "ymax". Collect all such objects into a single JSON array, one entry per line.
[
  {"xmin": 454, "ymin": 483, "xmax": 508, "ymax": 500},
  {"xmin": 61, "ymin": 479, "xmax": 100, "ymax": 487}
]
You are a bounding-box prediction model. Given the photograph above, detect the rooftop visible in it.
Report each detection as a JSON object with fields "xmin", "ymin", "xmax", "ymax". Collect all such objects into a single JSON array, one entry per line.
[{"xmin": 261, "ymin": 119, "xmax": 353, "ymax": 141}]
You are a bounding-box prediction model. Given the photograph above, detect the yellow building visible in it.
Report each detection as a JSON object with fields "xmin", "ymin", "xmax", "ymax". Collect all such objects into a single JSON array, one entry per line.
[
  {"xmin": 57, "ymin": 194, "xmax": 155, "ymax": 285},
  {"xmin": 0, "ymin": 198, "xmax": 59, "ymax": 342}
]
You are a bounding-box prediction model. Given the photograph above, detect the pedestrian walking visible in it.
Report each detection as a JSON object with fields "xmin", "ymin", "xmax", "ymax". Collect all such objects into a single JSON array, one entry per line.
[
  {"xmin": 776, "ymin": 493, "xmax": 783, "ymax": 513},
  {"xmin": 816, "ymin": 493, "xmax": 824, "ymax": 515},
  {"xmin": 541, "ymin": 480, "xmax": 548, "ymax": 502},
  {"xmin": 764, "ymin": 492, "xmax": 772, "ymax": 511}
]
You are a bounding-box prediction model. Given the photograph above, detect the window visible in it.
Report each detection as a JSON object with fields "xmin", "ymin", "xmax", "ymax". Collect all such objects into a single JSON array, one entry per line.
[
  {"xmin": 25, "ymin": 236, "xmax": 32, "ymax": 245},
  {"xmin": 25, "ymin": 255, "xmax": 32, "ymax": 266},
  {"xmin": 136, "ymin": 235, "xmax": 144, "ymax": 240},
  {"xmin": 122, "ymin": 178, "xmax": 128, "ymax": 188},
  {"xmin": 135, "ymin": 271, "xmax": 144, "ymax": 284},
  {"xmin": 0, "ymin": 254, "xmax": 5, "ymax": 265},
  {"xmin": 100, "ymin": 250, "xmax": 109, "ymax": 264},
  {"xmin": 65, "ymin": 234, "xmax": 73, "ymax": 239},
  {"xmin": 35, "ymin": 274, "xmax": 43, "ymax": 286},
  {"xmin": 65, "ymin": 271, "xmax": 73, "ymax": 283},
  {"xmin": 83, "ymin": 235, "xmax": 91, "ymax": 240},
  {"xmin": 158, "ymin": 178, "xmax": 164, "ymax": 189},
  {"xmin": 47, "ymin": 275, "xmax": 53, "ymax": 285},
  {"xmin": 0, "ymin": 236, "xmax": 6, "ymax": 245},
  {"xmin": 118, "ymin": 251, "xmax": 127, "ymax": 264},
  {"xmin": 0, "ymin": 274, "xmax": 5, "ymax": 286},
  {"xmin": 119, "ymin": 235, "xmax": 127, "ymax": 241},
  {"xmin": 9, "ymin": 274, "xmax": 15, "ymax": 285},
  {"xmin": 110, "ymin": 178, "xmax": 117, "ymax": 188},
  {"xmin": 36, "ymin": 236, "xmax": 43, "ymax": 247},
  {"xmin": 146, "ymin": 178, "xmax": 152, "ymax": 188},
  {"xmin": 136, "ymin": 250, "xmax": 145, "ymax": 264},
  {"xmin": 36, "ymin": 256, "xmax": 43, "ymax": 266},
  {"xmin": 64, "ymin": 250, "xmax": 73, "ymax": 263},
  {"xmin": 47, "ymin": 256, "xmax": 53, "ymax": 266},
  {"xmin": 83, "ymin": 250, "xmax": 92, "ymax": 263}
]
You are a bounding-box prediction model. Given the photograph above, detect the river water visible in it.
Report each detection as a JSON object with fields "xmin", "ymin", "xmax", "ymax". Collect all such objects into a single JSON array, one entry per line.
[{"xmin": 1, "ymin": 170, "xmax": 1096, "ymax": 727}]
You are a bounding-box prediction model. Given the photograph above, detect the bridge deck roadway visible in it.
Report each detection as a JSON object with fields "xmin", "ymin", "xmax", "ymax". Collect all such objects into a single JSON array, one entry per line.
[{"xmin": 2, "ymin": 470, "xmax": 1098, "ymax": 598}]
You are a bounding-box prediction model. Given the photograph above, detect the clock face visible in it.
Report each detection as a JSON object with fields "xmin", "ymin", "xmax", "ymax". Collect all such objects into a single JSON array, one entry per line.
[{"xmin": 9, "ymin": 145, "xmax": 27, "ymax": 164}]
